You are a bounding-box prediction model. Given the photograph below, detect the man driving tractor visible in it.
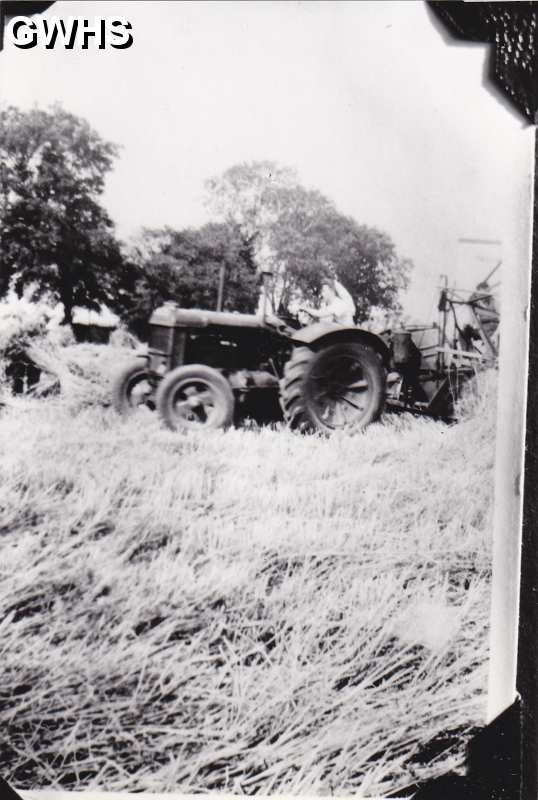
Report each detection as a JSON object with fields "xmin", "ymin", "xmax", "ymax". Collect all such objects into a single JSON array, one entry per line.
[{"xmin": 300, "ymin": 277, "xmax": 356, "ymax": 326}]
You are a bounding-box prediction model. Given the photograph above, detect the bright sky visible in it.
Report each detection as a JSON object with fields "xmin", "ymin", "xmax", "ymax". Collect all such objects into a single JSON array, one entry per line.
[{"xmin": 0, "ymin": 0, "xmax": 533, "ymax": 321}]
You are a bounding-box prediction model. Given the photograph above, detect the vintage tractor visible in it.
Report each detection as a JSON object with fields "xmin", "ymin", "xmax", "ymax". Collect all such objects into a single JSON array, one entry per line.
[
  {"xmin": 112, "ymin": 273, "xmax": 499, "ymax": 434},
  {"xmin": 112, "ymin": 301, "xmax": 388, "ymax": 433}
]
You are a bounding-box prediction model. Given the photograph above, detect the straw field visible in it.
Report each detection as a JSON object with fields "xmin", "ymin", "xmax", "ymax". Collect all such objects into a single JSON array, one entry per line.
[{"xmin": 0, "ymin": 348, "xmax": 496, "ymax": 796}]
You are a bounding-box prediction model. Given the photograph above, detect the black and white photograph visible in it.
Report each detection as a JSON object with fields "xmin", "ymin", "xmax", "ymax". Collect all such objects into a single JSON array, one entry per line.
[{"xmin": 0, "ymin": 2, "xmax": 534, "ymax": 798}]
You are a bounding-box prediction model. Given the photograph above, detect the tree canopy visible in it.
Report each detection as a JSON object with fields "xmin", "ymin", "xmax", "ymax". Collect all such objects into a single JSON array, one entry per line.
[
  {"xmin": 0, "ymin": 109, "xmax": 412, "ymax": 333},
  {"xmin": 205, "ymin": 161, "xmax": 412, "ymax": 321},
  {"xmin": 0, "ymin": 105, "xmax": 126, "ymax": 324},
  {"xmin": 120, "ymin": 222, "xmax": 259, "ymax": 338}
]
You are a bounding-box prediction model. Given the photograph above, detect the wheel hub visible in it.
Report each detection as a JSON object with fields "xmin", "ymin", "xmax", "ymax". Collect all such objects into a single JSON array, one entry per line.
[{"xmin": 186, "ymin": 394, "xmax": 203, "ymax": 409}]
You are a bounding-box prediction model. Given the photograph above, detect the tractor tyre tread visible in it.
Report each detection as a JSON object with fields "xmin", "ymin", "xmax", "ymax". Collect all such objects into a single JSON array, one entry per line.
[{"xmin": 279, "ymin": 347, "xmax": 316, "ymax": 432}]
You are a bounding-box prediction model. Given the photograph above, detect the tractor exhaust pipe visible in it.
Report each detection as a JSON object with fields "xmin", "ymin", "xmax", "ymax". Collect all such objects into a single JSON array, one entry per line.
[
  {"xmin": 260, "ymin": 270, "xmax": 274, "ymax": 324},
  {"xmin": 216, "ymin": 264, "xmax": 226, "ymax": 312}
]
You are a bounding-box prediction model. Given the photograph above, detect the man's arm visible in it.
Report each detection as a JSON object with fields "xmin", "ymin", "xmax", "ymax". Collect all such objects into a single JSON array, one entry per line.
[
  {"xmin": 300, "ymin": 306, "xmax": 324, "ymax": 319},
  {"xmin": 301, "ymin": 298, "xmax": 346, "ymax": 320}
]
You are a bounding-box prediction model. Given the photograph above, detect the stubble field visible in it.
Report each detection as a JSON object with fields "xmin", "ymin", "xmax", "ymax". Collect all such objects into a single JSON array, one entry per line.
[{"xmin": 0, "ymin": 358, "xmax": 495, "ymax": 796}]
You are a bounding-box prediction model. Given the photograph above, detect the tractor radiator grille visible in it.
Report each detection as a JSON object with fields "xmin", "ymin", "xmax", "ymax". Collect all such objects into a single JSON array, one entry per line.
[{"xmin": 149, "ymin": 325, "xmax": 174, "ymax": 354}]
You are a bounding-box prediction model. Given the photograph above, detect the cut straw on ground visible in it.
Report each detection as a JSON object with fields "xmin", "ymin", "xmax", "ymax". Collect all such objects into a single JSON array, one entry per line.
[{"xmin": 0, "ymin": 356, "xmax": 496, "ymax": 796}]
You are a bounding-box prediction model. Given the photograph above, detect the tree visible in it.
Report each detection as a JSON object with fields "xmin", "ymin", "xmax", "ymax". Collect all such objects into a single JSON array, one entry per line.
[
  {"xmin": 120, "ymin": 222, "xmax": 259, "ymax": 338},
  {"xmin": 205, "ymin": 161, "xmax": 412, "ymax": 321},
  {"xmin": 0, "ymin": 105, "xmax": 126, "ymax": 324}
]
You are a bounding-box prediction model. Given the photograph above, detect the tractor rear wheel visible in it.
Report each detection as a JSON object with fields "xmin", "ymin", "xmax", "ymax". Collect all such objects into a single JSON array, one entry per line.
[
  {"xmin": 112, "ymin": 360, "xmax": 157, "ymax": 415},
  {"xmin": 280, "ymin": 342, "xmax": 385, "ymax": 433},
  {"xmin": 156, "ymin": 364, "xmax": 235, "ymax": 431}
]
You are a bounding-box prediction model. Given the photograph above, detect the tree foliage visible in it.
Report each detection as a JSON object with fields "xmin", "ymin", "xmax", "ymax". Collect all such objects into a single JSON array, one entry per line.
[
  {"xmin": 120, "ymin": 222, "xmax": 259, "ymax": 338},
  {"xmin": 206, "ymin": 161, "xmax": 412, "ymax": 321},
  {"xmin": 0, "ymin": 105, "xmax": 126, "ymax": 324}
]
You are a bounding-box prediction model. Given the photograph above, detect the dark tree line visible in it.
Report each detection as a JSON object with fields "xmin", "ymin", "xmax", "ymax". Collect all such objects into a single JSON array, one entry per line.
[{"xmin": 0, "ymin": 106, "xmax": 412, "ymax": 336}]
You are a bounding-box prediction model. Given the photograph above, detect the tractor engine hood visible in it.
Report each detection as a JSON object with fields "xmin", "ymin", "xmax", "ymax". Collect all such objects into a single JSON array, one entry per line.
[
  {"xmin": 150, "ymin": 304, "xmax": 266, "ymax": 329},
  {"xmin": 149, "ymin": 303, "xmax": 293, "ymax": 336}
]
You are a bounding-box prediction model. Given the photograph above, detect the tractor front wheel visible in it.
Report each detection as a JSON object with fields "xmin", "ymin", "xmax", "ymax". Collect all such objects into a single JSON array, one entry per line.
[
  {"xmin": 156, "ymin": 365, "xmax": 235, "ymax": 432},
  {"xmin": 112, "ymin": 360, "xmax": 157, "ymax": 415},
  {"xmin": 280, "ymin": 342, "xmax": 385, "ymax": 433}
]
